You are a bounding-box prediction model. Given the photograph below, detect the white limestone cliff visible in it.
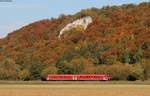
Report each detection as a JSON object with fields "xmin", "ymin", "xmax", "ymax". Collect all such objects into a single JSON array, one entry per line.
[{"xmin": 58, "ymin": 16, "xmax": 92, "ymax": 39}]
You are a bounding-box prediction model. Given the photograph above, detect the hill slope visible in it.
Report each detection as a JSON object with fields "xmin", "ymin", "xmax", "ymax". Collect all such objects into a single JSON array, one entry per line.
[{"xmin": 0, "ymin": 2, "xmax": 150, "ymax": 80}]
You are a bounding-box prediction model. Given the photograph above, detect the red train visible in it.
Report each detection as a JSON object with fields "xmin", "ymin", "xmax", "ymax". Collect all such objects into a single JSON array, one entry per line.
[{"xmin": 46, "ymin": 74, "xmax": 112, "ymax": 81}]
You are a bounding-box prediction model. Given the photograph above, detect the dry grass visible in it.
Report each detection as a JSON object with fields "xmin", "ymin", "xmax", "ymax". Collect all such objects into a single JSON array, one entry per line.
[{"xmin": 0, "ymin": 83, "xmax": 150, "ymax": 96}]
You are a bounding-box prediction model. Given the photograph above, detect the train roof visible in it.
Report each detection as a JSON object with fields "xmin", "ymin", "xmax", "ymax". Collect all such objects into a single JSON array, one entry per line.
[{"xmin": 48, "ymin": 74, "xmax": 109, "ymax": 76}]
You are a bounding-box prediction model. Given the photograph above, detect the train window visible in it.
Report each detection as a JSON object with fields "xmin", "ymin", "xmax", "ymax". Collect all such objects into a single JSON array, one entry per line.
[{"xmin": 65, "ymin": 76, "xmax": 70, "ymax": 78}]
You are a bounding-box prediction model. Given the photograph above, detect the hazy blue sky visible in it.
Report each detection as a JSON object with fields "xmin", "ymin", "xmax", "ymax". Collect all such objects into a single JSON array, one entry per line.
[{"xmin": 0, "ymin": 0, "xmax": 150, "ymax": 38}]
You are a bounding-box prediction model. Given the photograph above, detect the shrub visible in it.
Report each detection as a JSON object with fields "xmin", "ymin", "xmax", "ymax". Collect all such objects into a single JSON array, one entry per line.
[
  {"xmin": 106, "ymin": 63, "xmax": 131, "ymax": 80},
  {"xmin": 129, "ymin": 63, "xmax": 144, "ymax": 81},
  {"xmin": 41, "ymin": 65, "xmax": 58, "ymax": 80}
]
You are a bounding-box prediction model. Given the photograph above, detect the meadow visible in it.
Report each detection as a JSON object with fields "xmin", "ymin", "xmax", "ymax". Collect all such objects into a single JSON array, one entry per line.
[{"xmin": 0, "ymin": 81, "xmax": 150, "ymax": 96}]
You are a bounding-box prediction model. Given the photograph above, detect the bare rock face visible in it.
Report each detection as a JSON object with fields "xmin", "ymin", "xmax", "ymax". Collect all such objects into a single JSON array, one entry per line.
[{"xmin": 59, "ymin": 16, "xmax": 92, "ymax": 39}]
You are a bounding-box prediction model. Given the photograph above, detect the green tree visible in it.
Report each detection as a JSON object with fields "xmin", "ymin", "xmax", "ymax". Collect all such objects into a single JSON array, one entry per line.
[
  {"xmin": 0, "ymin": 58, "xmax": 20, "ymax": 80},
  {"xmin": 129, "ymin": 63, "xmax": 144, "ymax": 81},
  {"xmin": 107, "ymin": 63, "xmax": 131, "ymax": 80},
  {"xmin": 41, "ymin": 65, "xmax": 58, "ymax": 80},
  {"xmin": 18, "ymin": 68, "xmax": 30, "ymax": 81},
  {"xmin": 29, "ymin": 60, "xmax": 45, "ymax": 80}
]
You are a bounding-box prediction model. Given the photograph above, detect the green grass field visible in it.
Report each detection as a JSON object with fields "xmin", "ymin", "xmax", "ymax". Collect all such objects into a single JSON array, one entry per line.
[{"xmin": 0, "ymin": 81, "xmax": 150, "ymax": 96}]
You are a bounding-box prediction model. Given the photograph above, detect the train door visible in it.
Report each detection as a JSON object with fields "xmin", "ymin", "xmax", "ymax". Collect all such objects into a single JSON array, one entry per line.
[{"xmin": 73, "ymin": 76, "xmax": 77, "ymax": 80}]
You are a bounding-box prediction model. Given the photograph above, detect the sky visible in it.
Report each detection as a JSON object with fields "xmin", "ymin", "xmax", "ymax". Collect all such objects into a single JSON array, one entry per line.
[{"xmin": 0, "ymin": 0, "xmax": 150, "ymax": 38}]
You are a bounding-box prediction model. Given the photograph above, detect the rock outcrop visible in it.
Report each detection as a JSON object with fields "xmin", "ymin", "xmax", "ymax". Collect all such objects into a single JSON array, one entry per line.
[{"xmin": 59, "ymin": 16, "xmax": 92, "ymax": 39}]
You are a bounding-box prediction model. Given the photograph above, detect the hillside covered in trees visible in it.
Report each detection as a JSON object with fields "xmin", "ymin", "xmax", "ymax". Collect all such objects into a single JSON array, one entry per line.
[{"xmin": 0, "ymin": 2, "xmax": 150, "ymax": 81}]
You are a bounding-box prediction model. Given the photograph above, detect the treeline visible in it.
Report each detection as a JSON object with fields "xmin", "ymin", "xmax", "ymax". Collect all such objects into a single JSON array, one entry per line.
[{"xmin": 0, "ymin": 2, "xmax": 150, "ymax": 81}]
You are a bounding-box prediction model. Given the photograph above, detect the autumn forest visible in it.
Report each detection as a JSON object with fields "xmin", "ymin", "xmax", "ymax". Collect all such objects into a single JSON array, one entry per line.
[{"xmin": 0, "ymin": 2, "xmax": 150, "ymax": 81}]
